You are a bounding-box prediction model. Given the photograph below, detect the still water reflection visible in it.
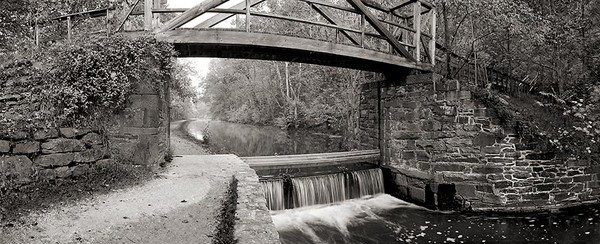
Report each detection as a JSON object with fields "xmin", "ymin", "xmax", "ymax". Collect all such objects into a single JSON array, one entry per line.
[{"xmin": 186, "ymin": 120, "xmax": 348, "ymax": 156}]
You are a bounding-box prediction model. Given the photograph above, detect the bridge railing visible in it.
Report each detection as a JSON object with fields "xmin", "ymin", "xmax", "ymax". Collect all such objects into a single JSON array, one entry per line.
[
  {"xmin": 33, "ymin": 7, "xmax": 112, "ymax": 45},
  {"xmin": 33, "ymin": 1, "xmax": 437, "ymax": 68},
  {"xmin": 434, "ymin": 44, "xmax": 535, "ymax": 96},
  {"xmin": 120, "ymin": 0, "xmax": 437, "ymax": 66}
]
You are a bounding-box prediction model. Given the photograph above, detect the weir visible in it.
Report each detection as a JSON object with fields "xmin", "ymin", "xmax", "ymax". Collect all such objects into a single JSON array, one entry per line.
[{"xmin": 261, "ymin": 168, "xmax": 385, "ymax": 210}]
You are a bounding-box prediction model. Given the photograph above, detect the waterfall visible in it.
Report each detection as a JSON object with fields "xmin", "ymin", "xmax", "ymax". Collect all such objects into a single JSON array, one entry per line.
[
  {"xmin": 261, "ymin": 168, "xmax": 385, "ymax": 210},
  {"xmin": 262, "ymin": 180, "xmax": 286, "ymax": 211}
]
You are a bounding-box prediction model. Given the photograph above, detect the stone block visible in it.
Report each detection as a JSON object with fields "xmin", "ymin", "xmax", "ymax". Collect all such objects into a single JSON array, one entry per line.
[
  {"xmin": 513, "ymin": 172, "xmax": 532, "ymax": 179},
  {"xmin": 415, "ymin": 150, "xmax": 431, "ymax": 161},
  {"xmin": 422, "ymin": 120, "xmax": 442, "ymax": 131},
  {"xmin": 535, "ymin": 183, "xmax": 555, "ymax": 191},
  {"xmin": 523, "ymin": 192, "xmax": 550, "ymax": 201},
  {"xmin": 472, "ymin": 166, "xmax": 504, "ymax": 174},
  {"xmin": 0, "ymin": 155, "xmax": 33, "ymax": 183},
  {"xmin": 59, "ymin": 128, "xmax": 91, "ymax": 138},
  {"xmin": 476, "ymin": 184, "xmax": 495, "ymax": 193},
  {"xmin": 574, "ymin": 174, "xmax": 592, "ymax": 182},
  {"xmin": 493, "ymin": 181, "xmax": 512, "ymax": 189},
  {"xmin": 0, "ymin": 140, "xmax": 10, "ymax": 153},
  {"xmin": 72, "ymin": 164, "xmax": 90, "ymax": 177},
  {"xmin": 74, "ymin": 149, "xmax": 105, "ymax": 163},
  {"xmin": 432, "ymin": 163, "xmax": 466, "ymax": 172},
  {"xmin": 35, "ymin": 153, "xmax": 74, "ymax": 167},
  {"xmin": 81, "ymin": 132, "xmax": 103, "ymax": 145},
  {"xmin": 96, "ymin": 158, "xmax": 116, "ymax": 168},
  {"xmin": 392, "ymin": 131, "xmax": 420, "ymax": 140},
  {"xmin": 13, "ymin": 141, "xmax": 40, "ymax": 154},
  {"xmin": 33, "ymin": 128, "xmax": 59, "ymax": 140},
  {"xmin": 408, "ymin": 186, "xmax": 426, "ymax": 203},
  {"xmin": 472, "ymin": 132, "xmax": 497, "ymax": 147},
  {"xmin": 55, "ymin": 166, "xmax": 72, "ymax": 178},
  {"xmin": 455, "ymin": 184, "xmax": 477, "ymax": 198},
  {"xmin": 42, "ymin": 138, "xmax": 86, "ymax": 154},
  {"xmin": 1, "ymin": 131, "xmax": 28, "ymax": 140}
]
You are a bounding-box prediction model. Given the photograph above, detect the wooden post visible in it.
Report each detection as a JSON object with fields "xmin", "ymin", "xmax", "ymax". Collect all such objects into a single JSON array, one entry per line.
[
  {"xmin": 360, "ymin": 14, "xmax": 365, "ymax": 47},
  {"xmin": 35, "ymin": 20, "xmax": 40, "ymax": 46},
  {"xmin": 429, "ymin": 9, "xmax": 437, "ymax": 65},
  {"xmin": 144, "ymin": 0, "xmax": 153, "ymax": 31},
  {"xmin": 246, "ymin": 0, "xmax": 251, "ymax": 32},
  {"xmin": 413, "ymin": 1, "xmax": 421, "ymax": 62},
  {"xmin": 67, "ymin": 16, "xmax": 72, "ymax": 42}
]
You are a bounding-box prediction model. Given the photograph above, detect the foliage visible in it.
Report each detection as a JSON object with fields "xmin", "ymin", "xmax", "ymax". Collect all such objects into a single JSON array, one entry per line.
[
  {"xmin": 41, "ymin": 35, "xmax": 175, "ymax": 127},
  {"xmin": 472, "ymin": 87, "xmax": 600, "ymax": 161},
  {"xmin": 1, "ymin": 35, "xmax": 175, "ymax": 131}
]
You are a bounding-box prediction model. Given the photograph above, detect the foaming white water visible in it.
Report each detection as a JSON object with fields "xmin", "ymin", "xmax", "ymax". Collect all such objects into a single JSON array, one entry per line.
[{"xmin": 271, "ymin": 194, "xmax": 424, "ymax": 242}]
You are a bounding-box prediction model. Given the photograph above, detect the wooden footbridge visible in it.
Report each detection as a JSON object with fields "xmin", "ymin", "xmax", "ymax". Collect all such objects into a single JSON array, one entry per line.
[
  {"xmin": 34, "ymin": 0, "xmax": 436, "ymax": 175},
  {"xmin": 37, "ymin": 0, "xmax": 437, "ymax": 74}
]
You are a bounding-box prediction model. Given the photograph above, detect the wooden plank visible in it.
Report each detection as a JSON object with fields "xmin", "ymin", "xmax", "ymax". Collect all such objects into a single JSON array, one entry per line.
[
  {"xmin": 241, "ymin": 149, "xmax": 380, "ymax": 160},
  {"xmin": 67, "ymin": 16, "xmax": 72, "ymax": 41},
  {"xmin": 245, "ymin": 0, "xmax": 250, "ymax": 32},
  {"xmin": 361, "ymin": 0, "xmax": 389, "ymax": 13},
  {"xmin": 159, "ymin": 0, "xmax": 228, "ymax": 32},
  {"xmin": 391, "ymin": 0, "xmax": 414, "ymax": 12},
  {"xmin": 208, "ymin": 9, "xmax": 362, "ymax": 34},
  {"xmin": 144, "ymin": 0, "xmax": 153, "ymax": 31},
  {"xmin": 194, "ymin": 0, "xmax": 265, "ymax": 28},
  {"xmin": 346, "ymin": 0, "xmax": 415, "ymax": 61},
  {"xmin": 116, "ymin": 0, "xmax": 141, "ymax": 32},
  {"xmin": 245, "ymin": 154, "xmax": 380, "ymax": 167},
  {"xmin": 299, "ymin": 0, "xmax": 358, "ymax": 13},
  {"xmin": 413, "ymin": 1, "xmax": 421, "ymax": 61},
  {"xmin": 429, "ymin": 8, "xmax": 437, "ymax": 65},
  {"xmin": 311, "ymin": 4, "xmax": 360, "ymax": 45}
]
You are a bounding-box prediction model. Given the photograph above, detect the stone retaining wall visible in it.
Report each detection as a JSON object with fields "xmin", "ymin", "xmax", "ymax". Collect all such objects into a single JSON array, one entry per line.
[
  {"xmin": 359, "ymin": 74, "xmax": 600, "ymax": 210},
  {"xmin": 0, "ymin": 128, "xmax": 112, "ymax": 186},
  {"xmin": 233, "ymin": 157, "xmax": 281, "ymax": 243}
]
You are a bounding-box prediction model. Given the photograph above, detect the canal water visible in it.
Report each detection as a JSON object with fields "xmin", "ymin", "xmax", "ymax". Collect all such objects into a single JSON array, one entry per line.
[{"xmin": 191, "ymin": 120, "xmax": 600, "ymax": 243}]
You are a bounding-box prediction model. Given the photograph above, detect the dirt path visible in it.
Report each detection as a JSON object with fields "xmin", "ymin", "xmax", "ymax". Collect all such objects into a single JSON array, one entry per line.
[
  {"xmin": 170, "ymin": 120, "xmax": 210, "ymax": 155},
  {"xmin": 0, "ymin": 122, "xmax": 234, "ymax": 244}
]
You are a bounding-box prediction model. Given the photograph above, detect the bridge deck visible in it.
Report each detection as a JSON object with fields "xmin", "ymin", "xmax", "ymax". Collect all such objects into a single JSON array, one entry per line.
[{"xmin": 156, "ymin": 29, "xmax": 432, "ymax": 73}]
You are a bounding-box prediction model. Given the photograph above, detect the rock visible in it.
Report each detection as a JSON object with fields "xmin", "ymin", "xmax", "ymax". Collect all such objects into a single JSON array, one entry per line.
[
  {"xmin": 473, "ymin": 132, "xmax": 497, "ymax": 147},
  {"xmin": 0, "ymin": 140, "xmax": 10, "ymax": 153},
  {"xmin": 72, "ymin": 164, "xmax": 90, "ymax": 177},
  {"xmin": 42, "ymin": 138, "xmax": 85, "ymax": 154},
  {"xmin": 96, "ymin": 158, "xmax": 116, "ymax": 168},
  {"xmin": 33, "ymin": 128, "xmax": 59, "ymax": 140},
  {"xmin": 74, "ymin": 149, "xmax": 105, "ymax": 163},
  {"xmin": 0, "ymin": 131, "xmax": 28, "ymax": 140},
  {"xmin": 0, "ymin": 94, "xmax": 20, "ymax": 102},
  {"xmin": 55, "ymin": 166, "xmax": 72, "ymax": 178},
  {"xmin": 59, "ymin": 128, "xmax": 91, "ymax": 138},
  {"xmin": 0, "ymin": 155, "xmax": 33, "ymax": 183},
  {"xmin": 38, "ymin": 169, "xmax": 57, "ymax": 180},
  {"xmin": 81, "ymin": 133, "xmax": 103, "ymax": 146},
  {"xmin": 34, "ymin": 153, "xmax": 74, "ymax": 167},
  {"xmin": 12, "ymin": 141, "xmax": 40, "ymax": 154}
]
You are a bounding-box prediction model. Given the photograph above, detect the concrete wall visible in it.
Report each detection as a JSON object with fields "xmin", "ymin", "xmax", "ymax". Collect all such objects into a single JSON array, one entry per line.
[{"xmin": 359, "ymin": 74, "xmax": 600, "ymax": 210}]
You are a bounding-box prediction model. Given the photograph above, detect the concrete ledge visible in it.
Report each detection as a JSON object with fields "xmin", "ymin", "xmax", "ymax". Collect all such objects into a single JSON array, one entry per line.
[{"xmin": 228, "ymin": 155, "xmax": 281, "ymax": 244}]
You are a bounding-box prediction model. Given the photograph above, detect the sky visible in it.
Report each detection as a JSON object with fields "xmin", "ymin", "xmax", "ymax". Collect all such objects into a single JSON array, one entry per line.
[{"xmin": 167, "ymin": 0, "xmax": 244, "ymax": 88}]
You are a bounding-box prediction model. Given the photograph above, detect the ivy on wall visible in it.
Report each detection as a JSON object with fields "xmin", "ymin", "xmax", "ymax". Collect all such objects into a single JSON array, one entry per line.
[{"xmin": 0, "ymin": 35, "xmax": 176, "ymax": 132}]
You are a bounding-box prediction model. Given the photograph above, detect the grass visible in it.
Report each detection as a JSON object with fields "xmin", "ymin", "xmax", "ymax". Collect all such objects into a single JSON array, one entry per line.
[
  {"xmin": 0, "ymin": 161, "xmax": 156, "ymax": 227},
  {"xmin": 212, "ymin": 176, "xmax": 239, "ymax": 244}
]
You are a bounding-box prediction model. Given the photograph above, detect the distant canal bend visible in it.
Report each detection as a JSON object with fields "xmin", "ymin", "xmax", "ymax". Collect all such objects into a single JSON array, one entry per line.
[{"xmin": 185, "ymin": 119, "xmax": 600, "ymax": 244}]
